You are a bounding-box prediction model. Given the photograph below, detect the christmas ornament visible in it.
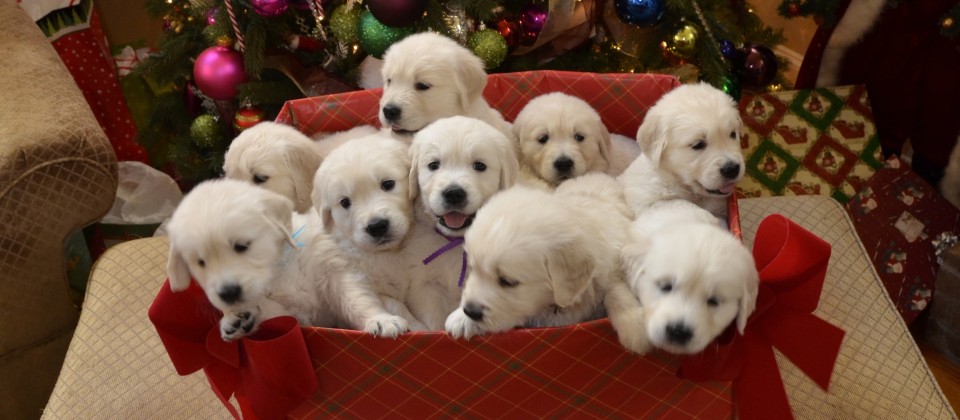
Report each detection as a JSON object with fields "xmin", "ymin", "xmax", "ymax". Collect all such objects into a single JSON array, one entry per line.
[
  {"xmin": 330, "ymin": 4, "xmax": 363, "ymax": 45},
  {"xmin": 741, "ymin": 44, "xmax": 778, "ymax": 87},
  {"xmin": 519, "ymin": 3, "xmax": 547, "ymax": 46},
  {"xmin": 359, "ymin": 11, "xmax": 415, "ymax": 59},
  {"xmin": 193, "ymin": 38, "xmax": 248, "ymax": 100},
  {"xmin": 251, "ymin": 0, "xmax": 289, "ymax": 17},
  {"xmin": 719, "ymin": 39, "xmax": 737, "ymax": 59},
  {"xmin": 720, "ymin": 74, "xmax": 741, "ymax": 100},
  {"xmin": 287, "ymin": 34, "xmax": 324, "ymax": 52},
  {"xmin": 943, "ymin": 17, "xmax": 955, "ymax": 29},
  {"xmin": 494, "ymin": 18, "xmax": 520, "ymax": 51},
  {"xmin": 205, "ymin": 7, "xmax": 218, "ymax": 26},
  {"xmin": 367, "ymin": 0, "xmax": 426, "ymax": 28},
  {"xmin": 468, "ymin": 29, "xmax": 509, "ymax": 69},
  {"xmin": 190, "ymin": 114, "xmax": 224, "ymax": 148},
  {"xmin": 234, "ymin": 105, "xmax": 267, "ymax": 133},
  {"xmin": 665, "ymin": 24, "xmax": 699, "ymax": 59},
  {"xmin": 443, "ymin": 1, "xmax": 475, "ymax": 44},
  {"xmin": 613, "ymin": 0, "xmax": 665, "ymax": 27}
]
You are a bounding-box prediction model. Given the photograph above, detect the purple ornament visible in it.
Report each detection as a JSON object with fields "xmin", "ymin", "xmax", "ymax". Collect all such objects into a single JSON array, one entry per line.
[
  {"xmin": 251, "ymin": 0, "xmax": 289, "ymax": 17},
  {"xmin": 741, "ymin": 44, "xmax": 778, "ymax": 87},
  {"xmin": 519, "ymin": 3, "xmax": 547, "ymax": 46},
  {"xmin": 367, "ymin": 0, "xmax": 426, "ymax": 28},
  {"xmin": 193, "ymin": 45, "xmax": 248, "ymax": 100},
  {"xmin": 205, "ymin": 7, "xmax": 218, "ymax": 26}
]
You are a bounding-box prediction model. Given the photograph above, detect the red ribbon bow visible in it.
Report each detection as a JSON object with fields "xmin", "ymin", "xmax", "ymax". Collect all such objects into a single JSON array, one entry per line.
[
  {"xmin": 679, "ymin": 214, "xmax": 846, "ymax": 419},
  {"xmin": 148, "ymin": 280, "xmax": 317, "ymax": 419}
]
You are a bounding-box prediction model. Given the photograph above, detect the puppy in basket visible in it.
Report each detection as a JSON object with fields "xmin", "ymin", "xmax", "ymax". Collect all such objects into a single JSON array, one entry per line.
[
  {"xmin": 622, "ymin": 199, "xmax": 759, "ymax": 354},
  {"xmin": 223, "ymin": 121, "xmax": 324, "ymax": 213},
  {"xmin": 403, "ymin": 116, "xmax": 520, "ymax": 329},
  {"xmin": 513, "ymin": 92, "xmax": 641, "ymax": 186},
  {"xmin": 445, "ymin": 174, "xmax": 651, "ymax": 354},
  {"xmin": 165, "ymin": 179, "xmax": 413, "ymax": 341},
  {"xmin": 312, "ymin": 132, "xmax": 427, "ymax": 334},
  {"xmin": 619, "ymin": 83, "xmax": 745, "ymax": 218}
]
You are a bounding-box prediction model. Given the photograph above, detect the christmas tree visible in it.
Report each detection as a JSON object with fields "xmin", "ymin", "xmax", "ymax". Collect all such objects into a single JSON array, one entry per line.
[{"xmin": 138, "ymin": 0, "xmax": 788, "ymax": 183}]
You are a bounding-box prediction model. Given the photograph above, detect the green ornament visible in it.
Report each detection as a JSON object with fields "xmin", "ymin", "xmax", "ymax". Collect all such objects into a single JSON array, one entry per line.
[
  {"xmin": 359, "ymin": 10, "xmax": 414, "ymax": 59},
  {"xmin": 190, "ymin": 114, "xmax": 224, "ymax": 148},
  {"xmin": 467, "ymin": 29, "xmax": 508, "ymax": 69},
  {"xmin": 330, "ymin": 5, "xmax": 363, "ymax": 45},
  {"xmin": 720, "ymin": 75, "xmax": 741, "ymax": 101}
]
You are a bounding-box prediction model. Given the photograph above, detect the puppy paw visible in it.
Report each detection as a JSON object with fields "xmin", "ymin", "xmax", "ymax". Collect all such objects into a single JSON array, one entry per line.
[
  {"xmin": 610, "ymin": 307, "xmax": 652, "ymax": 354},
  {"xmin": 363, "ymin": 314, "xmax": 409, "ymax": 338},
  {"xmin": 444, "ymin": 310, "xmax": 483, "ymax": 340},
  {"xmin": 220, "ymin": 310, "xmax": 258, "ymax": 341}
]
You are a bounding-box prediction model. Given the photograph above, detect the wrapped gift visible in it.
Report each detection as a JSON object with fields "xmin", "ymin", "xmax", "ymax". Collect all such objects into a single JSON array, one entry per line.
[
  {"xmin": 737, "ymin": 85, "xmax": 884, "ymax": 203},
  {"xmin": 845, "ymin": 156, "xmax": 960, "ymax": 324}
]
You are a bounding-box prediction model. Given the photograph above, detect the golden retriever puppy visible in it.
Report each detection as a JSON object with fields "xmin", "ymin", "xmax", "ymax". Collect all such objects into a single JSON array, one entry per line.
[
  {"xmin": 622, "ymin": 199, "xmax": 759, "ymax": 354},
  {"xmin": 445, "ymin": 174, "xmax": 651, "ymax": 354},
  {"xmin": 619, "ymin": 83, "xmax": 745, "ymax": 218},
  {"xmin": 402, "ymin": 116, "xmax": 520, "ymax": 329},
  {"xmin": 312, "ymin": 124, "xmax": 381, "ymax": 157},
  {"xmin": 513, "ymin": 92, "xmax": 641, "ymax": 185},
  {"xmin": 378, "ymin": 32, "xmax": 511, "ymax": 140},
  {"xmin": 165, "ymin": 179, "xmax": 397, "ymax": 340},
  {"xmin": 223, "ymin": 121, "xmax": 323, "ymax": 213}
]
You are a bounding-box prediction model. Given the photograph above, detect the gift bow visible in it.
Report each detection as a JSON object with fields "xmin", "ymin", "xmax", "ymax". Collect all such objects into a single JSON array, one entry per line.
[
  {"xmin": 679, "ymin": 214, "xmax": 846, "ymax": 419},
  {"xmin": 148, "ymin": 280, "xmax": 317, "ymax": 420}
]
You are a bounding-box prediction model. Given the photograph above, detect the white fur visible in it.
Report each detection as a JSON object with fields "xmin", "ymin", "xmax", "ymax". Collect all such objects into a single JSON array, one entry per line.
[
  {"xmin": 513, "ymin": 92, "xmax": 640, "ymax": 186},
  {"xmin": 312, "ymin": 124, "xmax": 381, "ymax": 157},
  {"xmin": 619, "ymin": 83, "xmax": 745, "ymax": 219},
  {"xmin": 445, "ymin": 174, "xmax": 651, "ymax": 354},
  {"xmin": 223, "ymin": 122, "xmax": 323, "ymax": 213},
  {"xmin": 378, "ymin": 32, "xmax": 512, "ymax": 140},
  {"xmin": 622, "ymin": 199, "xmax": 759, "ymax": 354}
]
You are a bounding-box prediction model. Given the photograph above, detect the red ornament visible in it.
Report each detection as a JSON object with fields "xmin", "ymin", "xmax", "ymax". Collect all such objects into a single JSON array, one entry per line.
[
  {"xmin": 367, "ymin": 0, "xmax": 426, "ymax": 28},
  {"xmin": 193, "ymin": 39, "xmax": 248, "ymax": 100},
  {"xmin": 251, "ymin": 0, "xmax": 289, "ymax": 17},
  {"xmin": 494, "ymin": 18, "xmax": 520, "ymax": 51},
  {"xmin": 234, "ymin": 105, "xmax": 266, "ymax": 133}
]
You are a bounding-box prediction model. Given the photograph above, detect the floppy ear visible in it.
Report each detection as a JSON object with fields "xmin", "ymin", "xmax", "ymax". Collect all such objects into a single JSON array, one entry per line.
[
  {"xmin": 286, "ymin": 142, "xmax": 324, "ymax": 210},
  {"xmin": 407, "ymin": 141, "xmax": 421, "ymax": 201},
  {"xmin": 597, "ymin": 123, "xmax": 612, "ymax": 170},
  {"xmin": 636, "ymin": 111, "xmax": 667, "ymax": 169},
  {"xmin": 497, "ymin": 137, "xmax": 520, "ymax": 190},
  {"xmin": 453, "ymin": 50, "xmax": 488, "ymax": 112},
  {"xmin": 737, "ymin": 269, "xmax": 760, "ymax": 333},
  {"xmin": 166, "ymin": 239, "xmax": 192, "ymax": 292},
  {"xmin": 260, "ymin": 190, "xmax": 295, "ymax": 239},
  {"xmin": 543, "ymin": 241, "xmax": 595, "ymax": 307}
]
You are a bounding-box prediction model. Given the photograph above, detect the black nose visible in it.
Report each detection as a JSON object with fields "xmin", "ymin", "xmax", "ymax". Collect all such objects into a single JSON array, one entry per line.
[
  {"xmin": 554, "ymin": 156, "xmax": 574, "ymax": 173},
  {"xmin": 442, "ymin": 186, "xmax": 467, "ymax": 206},
  {"xmin": 218, "ymin": 284, "xmax": 242, "ymax": 304},
  {"xmin": 382, "ymin": 104, "xmax": 401, "ymax": 122},
  {"xmin": 720, "ymin": 162, "xmax": 741, "ymax": 180},
  {"xmin": 665, "ymin": 322, "xmax": 693, "ymax": 345},
  {"xmin": 463, "ymin": 302, "xmax": 484, "ymax": 321},
  {"xmin": 365, "ymin": 218, "xmax": 390, "ymax": 238}
]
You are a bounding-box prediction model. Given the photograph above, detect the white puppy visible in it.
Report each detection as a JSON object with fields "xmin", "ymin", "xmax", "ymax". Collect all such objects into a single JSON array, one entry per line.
[
  {"xmin": 165, "ymin": 179, "xmax": 343, "ymax": 340},
  {"xmin": 312, "ymin": 132, "xmax": 425, "ymax": 333},
  {"xmin": 445, "ymin": 174, "xmax": 651, "ymax": 354},
  {"xmin": 223, "ymin": 122, "xmax": 323, "ymax": 213},
  {"xmin": 622, "ymin": 199, "xmax": 759, "ymax": 354},
  {"xmin": 403, "ymin": 116, "xmax": 520, "ymax": 329},
  {"xmin": 378, "ymin": 32, "xmax": 512, "ymax": 140},
  {"xmin": 619, "ymin": 83, "xmax": 745, "ymax": 218},
  {"xmin": 513, "ymin": 92, "xmax": 640, "ymax": 185}
]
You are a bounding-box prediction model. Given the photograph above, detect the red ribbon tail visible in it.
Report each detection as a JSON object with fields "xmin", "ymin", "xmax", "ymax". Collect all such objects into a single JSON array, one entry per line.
[
  {"xmin": 204, "ymin": 360, "xmax": 243, "ymax": 419},
  {"xmin": 737, "ymin": 337, "xmax": 794, "ymax": 420},
  {"xmin": 767, "ymin": 313, "xmax": 846, "ymax": 391},
  {"xmin": 241, "ymin": 317, "xmax": 318, "ymax": 419}
]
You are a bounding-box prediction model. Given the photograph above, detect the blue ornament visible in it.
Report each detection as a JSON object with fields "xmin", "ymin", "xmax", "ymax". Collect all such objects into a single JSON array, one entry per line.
[
  {"xmin": 719, "ymin": 40, "xmax": 737, "ymax": 59},
  {"xmin": 614, "ymin": 0, "xmax": 665, "ymax": 27}
]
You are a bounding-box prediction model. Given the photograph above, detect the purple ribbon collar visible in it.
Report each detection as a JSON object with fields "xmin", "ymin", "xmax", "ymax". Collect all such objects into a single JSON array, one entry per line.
[{"xmin": 422, "ymin": 229, "xmax": 467, "ymax": 288}]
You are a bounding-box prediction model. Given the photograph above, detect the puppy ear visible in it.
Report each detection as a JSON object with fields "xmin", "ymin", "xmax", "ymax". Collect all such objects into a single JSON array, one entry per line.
[
  {"xmin": 453, "ymin": 50, "xmax": 488, "ymax": 112},
  {"xmin": 497, "ymin": 136, "xmax": 520, "ymax": 190},
  {"xmin": 597, "ymin": 123, "xmax": 612, "ymax": 170},
  {"xmin": 636, "ymin": 111, "xmax": 667, "ymax": 168},
  {"xmin": 543, "ymin": 242, "xmax": 595, "ymax": 307},
  {"xmin": 407, "ymin": 142, "xmax": 421, "ymax": 201},
  {"xmin": 260, "ymin": 190, "xmax": 296, "ymax": 242},
  {"xmin": 737, "ymin": 267, "xmax": 760, "ymax": 333},
  {"xmin": 286, "ymin": 142, "xmax": 324, "ymax": 211},
  {"xmin": 310, "ymin": 170, "xmax": 336, "ymax": 233},
  {"xmin": 166, "ymin": 239, "xmax": 192, "ymax": 292}
]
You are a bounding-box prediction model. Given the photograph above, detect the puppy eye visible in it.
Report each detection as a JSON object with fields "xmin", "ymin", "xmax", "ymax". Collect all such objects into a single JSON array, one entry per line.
[
  {"xmin": 197, "ymin": 259, "xmax": 206, "ymax": 268},
  {"xmin": 381, "ymin": 179, "xmax": 395, "ymax": 191},
  {"xmin": 427, "ymin": 160, "xmax": 440, "ymax": 171},
  {"xmin": 252, "ymin": 174, "xmax": 269, "ymax": 185},
  {"xmin": 340, "ymin": 197, "xmax": 351, "ymax": 209},
  {"xmin": 473, "ymin": 161, "xmax": 487, "ymax": 172},
  {"xmin": 691, "ymin": 140, "xmax": 707, "ymax": 151},
  {"xmin": 234, "ymin": 242, "xmax": 250, "ymax": 254},
  {"xmin": 659, "ymin": 283, "xmax": 673, "ymax": 293},
  {"xmin": 498, "ymin": 277, "xmax": 518, "ymax": 288},
  {"xmin": 574, "ymin": 133, "xmax": 585, "ymax": 142},
  {"xmin": 707, "ymin": 296, "xmax": 720, "ymax": 307},
  {"xmin": 415, "ymin": 82, "xmax": 430, "ymax": 91},
  {"xmin": 729, "ymin": 131, "xmax": 737, "ymax": 140},
  {"xmin": 537, "ymin": 134, "xmax": 549, "ymax": 144}
]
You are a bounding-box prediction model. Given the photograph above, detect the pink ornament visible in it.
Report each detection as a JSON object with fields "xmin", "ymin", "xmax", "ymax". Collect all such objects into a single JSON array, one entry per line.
[
  {"xmin": 193, "ymin": 45, "xmax": 248, "ymax": 100},
  {"xmin": 519, "ymin": 3, "xmax": 547, "ymax": 46},
  {"xmin": 206, "ymin": 7, "xmax": 218, "ymax": 26},
  {"xmin": 252, "ymin": 0, "xmax": 289, "ymax": 17}
]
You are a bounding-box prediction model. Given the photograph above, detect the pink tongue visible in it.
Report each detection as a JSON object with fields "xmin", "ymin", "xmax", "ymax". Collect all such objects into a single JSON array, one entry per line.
[
  {"xmin": 443, "ymin": 212, "xmax": 468, "ymax": 229},
  {"xmin": 719, "ymin": 183, "xmax": 736, "ymax": 194}
]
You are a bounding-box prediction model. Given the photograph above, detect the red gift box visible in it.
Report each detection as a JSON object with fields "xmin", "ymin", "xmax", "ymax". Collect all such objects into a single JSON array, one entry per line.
[{"xmin": 151, "ymin": 72, "xmax": 842, "ymax": 419}]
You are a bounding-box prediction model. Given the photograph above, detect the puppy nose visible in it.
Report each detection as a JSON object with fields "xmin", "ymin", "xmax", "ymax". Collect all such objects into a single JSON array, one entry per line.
[
  {"xmin": 442, "ymin": 186, "xmax": 467, "ymax": 206},
  {"xmin": 365, "ymin": 218, "xmax": 391, "ymax": 238},
  {"xmin": 554, "ymin": 156, "xmax": 574, "ymax": 173},
  {"xmin": 665, "ymin": 322, "xmax": 693, "ymax": 345},
  {"xmin": 218, "ymin": 284, "xmax": 242, "ymax": 304},
  {"xmin": 382, "ymin": 104, "xmax": 401, "ymax": 122},
  {"xmin": 463, "ymin": 302, "xmax": 485, "ymax": 321},
  {"xmin": 720, "ymin": 162, "xmax": 741, "ymax": 180}
]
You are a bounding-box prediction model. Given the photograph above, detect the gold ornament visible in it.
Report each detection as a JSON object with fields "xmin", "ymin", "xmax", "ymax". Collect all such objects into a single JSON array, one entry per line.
[
  {"xmin": 943, "ymin": 17, "xmax": 955, "ymax": 29},
  {"xmin": 666, "ymin": 24, "xmax": 699, "ymax": 59}
]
